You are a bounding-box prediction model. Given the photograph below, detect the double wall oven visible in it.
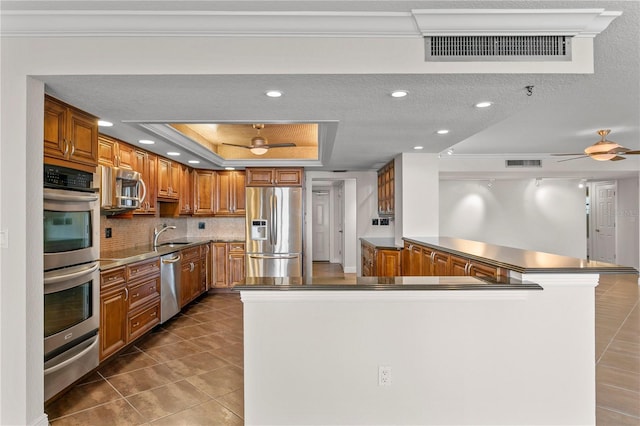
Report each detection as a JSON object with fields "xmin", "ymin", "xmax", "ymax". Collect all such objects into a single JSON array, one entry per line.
[{"xmin": 43, "ymin": 165, "xmax": 100, "ymax": 401}]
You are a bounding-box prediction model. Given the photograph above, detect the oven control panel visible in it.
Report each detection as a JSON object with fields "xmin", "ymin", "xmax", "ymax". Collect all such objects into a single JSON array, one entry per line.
[{"xmin": 44, "ymin": 165, "xmax": 94, "ymax": 191}]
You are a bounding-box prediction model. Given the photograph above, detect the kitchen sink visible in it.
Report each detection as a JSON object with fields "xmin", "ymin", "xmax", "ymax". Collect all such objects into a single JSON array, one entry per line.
[{"xmin": 157, "ymin": 242, "xmax": 190, "ymax": 248}]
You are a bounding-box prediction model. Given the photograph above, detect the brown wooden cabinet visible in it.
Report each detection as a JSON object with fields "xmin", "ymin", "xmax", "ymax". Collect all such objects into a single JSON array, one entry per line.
[
  {"xmin": 133, "ymin": 150, "xmax": 157, "ymax": 215},
  {"xmin": 402, "ymin": 243, "xmax": 423, "ymax": 276},
  {"xmin": 179, "ymin": 164, "xmax": 194, "ymax": 215},
  {"xmin": 193, "ymin": 169, "xmax": 215, "ymax": 216},
  {"xmin": 212, "ymin": 242, "xmax": 245, "ymax": 288},
  {"xmin": 97, "ymin": 134, "xmax": 136, "ymax": 169},
  {"xmin": 377, "ymin": 160, "xmax": 394, "ymax": 217},
  {"xmin": 246, "ymin": 167, "xmax": 303, "ymax": 187},
  {"xmin": 99, "ymin": 257, "xmax": 161, "ymax": 362},
  {"xmin": 214, "ymin": 170, "xmax": 246, "ymax": 216},
  {"xmin": 157, "ymin": 157, "xmax": 181, "ymax": 200},
  {"xmin": 361, "ymin": 241, "xmax": 401, "ymax": 277},
  {"xmin": 180, "ymin": 246, "xmax": 202, "ymax": 307},
  {"xmin": 44, "ymin": 95, "xmax": 99, "ymax": 173}
]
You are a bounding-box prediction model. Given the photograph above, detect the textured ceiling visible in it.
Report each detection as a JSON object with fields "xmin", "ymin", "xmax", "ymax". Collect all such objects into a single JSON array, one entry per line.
[{"xmin": 21, "ymin": 0, "xmax": 640, "ymax": 174}]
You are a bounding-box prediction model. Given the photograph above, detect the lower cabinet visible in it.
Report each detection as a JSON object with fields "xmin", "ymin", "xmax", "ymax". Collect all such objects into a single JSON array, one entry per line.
[
  {"xmin": 99, "ymin": 257, "xmax": 161, "ymax": 362},
  {"xmin": 361, "ymin": 241, "xmax": 401, "ymax": 277},
  {"xmin": 402, "ymin": 242, "xmax": 506, "ymax": 280},
  {"xmin": 180, "ymin": 245, "xmax": 207, "ymax": 307},
  {"xmin": 212, "ymin": 242, "xmax": 245, "ymax": 288}
]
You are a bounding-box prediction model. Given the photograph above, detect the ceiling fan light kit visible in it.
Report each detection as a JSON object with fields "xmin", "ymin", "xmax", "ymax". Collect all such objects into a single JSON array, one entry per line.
[
  {"xmin": 553, "ymin": 129, "xmax": 640, "ymax": 162},
  {"xmin": 222, "ymin": 123, "xmax": 297, "ymax": 155}
]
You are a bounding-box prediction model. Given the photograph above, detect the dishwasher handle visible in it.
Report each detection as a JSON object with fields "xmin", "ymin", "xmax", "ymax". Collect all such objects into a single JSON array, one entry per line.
[{"xmin": 161, "ymin": 254, "xmax": 181, "ymax": 264}]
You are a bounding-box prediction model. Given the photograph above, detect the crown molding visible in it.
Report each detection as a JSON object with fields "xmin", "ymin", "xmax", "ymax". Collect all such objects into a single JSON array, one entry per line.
[
  {"xmin": 1, "ymin": 8, "xmax": 620, "ymax": 38},
  {"xmin": 0, "ymin": 10, "xmax": 418, "ymax": 37},
  {"xmin": 411, "ymin": 9, "xmax": 621, "ymax": 38}
]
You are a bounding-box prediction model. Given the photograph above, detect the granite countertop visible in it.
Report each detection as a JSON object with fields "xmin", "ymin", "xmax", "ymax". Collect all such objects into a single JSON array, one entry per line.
[
  {"xmin": 403, "ymin": 236, "xmax": 638, "ymax": 275},
  {"xmin": 360, "ymin": 237, "xmax": 402, "ymax": 250},
  {"xmin": 99, "ymin": 237, "xmax": 243, "ymax": 270},
  {"xmin": 234, "ymin": 275, "xmax": 542, "ymax": 291}
]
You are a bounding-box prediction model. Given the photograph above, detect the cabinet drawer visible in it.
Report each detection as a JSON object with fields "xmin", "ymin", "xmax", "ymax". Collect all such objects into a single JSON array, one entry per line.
[
  {"xmin": 228, "ymin": 242, "xmax": 245, "ymax": 253},
  {"xmin": 127, "ymin": 300, "xmax": 160, "ymax": 342},
  {"xmin": 127, "ymin": 257, "xmax": 160, "ymax": 281},
  {"xmin": 101, "ymin": 267, "xmax": 126, "ymax": 289},
  {"xmin": 181, "ymin": 246, "xmax": 201, "ymax": 262},
  {"xmin": 127, "ymin": 276, "xmax": 161, "ymax": 311}
]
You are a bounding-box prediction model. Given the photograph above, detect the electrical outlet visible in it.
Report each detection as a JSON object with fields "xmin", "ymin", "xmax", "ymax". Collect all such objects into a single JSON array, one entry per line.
[
  {"xmin": 380, "ymin": 218, "xmax": 389, "ymax": 226},
  {"xmin": 198, "ymin": 222, "xmax": 205, "ymax": 230},
  {"xmin": 372, "ymin": 218, "xmax": 379, "ymax": 226},
  {"xmin": 105, "ymin": 228, "xmax": 112, "ymax": 238},
  {"xmin": 378, "ymin": 366, "xmax": 392, "ymax": 386}
]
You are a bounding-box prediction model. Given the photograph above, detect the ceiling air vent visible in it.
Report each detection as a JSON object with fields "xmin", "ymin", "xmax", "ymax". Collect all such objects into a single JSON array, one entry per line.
[
  {"xmin": 505, "ymin": 159, "xmax": 543, "ymax": 168},
  {"xmin": 425, "ymin": 36, "xmax": 571, "ymax": 62}
]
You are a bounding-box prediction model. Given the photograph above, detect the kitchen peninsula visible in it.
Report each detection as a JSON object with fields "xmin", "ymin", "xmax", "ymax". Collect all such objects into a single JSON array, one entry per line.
[{"xmin": 235, "ymin": 237, "xmax": 637, "ymax": 425}]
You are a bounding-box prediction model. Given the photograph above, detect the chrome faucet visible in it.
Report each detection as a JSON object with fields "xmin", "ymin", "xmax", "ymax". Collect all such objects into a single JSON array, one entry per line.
[{"xmin": 153, "ymin": 224, "xmax": 176, "ymax": 248}]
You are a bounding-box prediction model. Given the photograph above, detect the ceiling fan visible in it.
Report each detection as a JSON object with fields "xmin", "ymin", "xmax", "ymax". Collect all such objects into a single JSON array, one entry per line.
[
  {"xmin": 552, "ymin": 129, "xmax": 640, "ymax": 162},
  {"xmin": 222, "ymin": 124, "xmax": 296, "ymax": 155}
]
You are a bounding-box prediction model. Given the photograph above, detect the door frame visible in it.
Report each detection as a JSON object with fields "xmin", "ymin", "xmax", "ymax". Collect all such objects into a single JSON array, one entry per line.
[{"xmin": 589, "ymin": 180, "xmax": 617, "ymax": 263}]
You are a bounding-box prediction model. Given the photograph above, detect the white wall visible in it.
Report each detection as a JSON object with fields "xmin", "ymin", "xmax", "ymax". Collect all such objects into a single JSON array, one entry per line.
[
  {"xmin": 395, "ymin": 153, "xmax": 439, "ymax": 245},
  {"xmin": 616, "ymin": 177, "xmax": 640, "ymax": 268},
  {"xmin": 439, "ymin": 178, "xmax": 587, "ymax": 259}
]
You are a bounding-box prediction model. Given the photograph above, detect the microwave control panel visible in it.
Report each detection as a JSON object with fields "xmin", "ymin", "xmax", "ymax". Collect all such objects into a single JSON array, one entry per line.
[{"xmin": 44, "ymin": 165, "xmax": 94, "ymax": 191}]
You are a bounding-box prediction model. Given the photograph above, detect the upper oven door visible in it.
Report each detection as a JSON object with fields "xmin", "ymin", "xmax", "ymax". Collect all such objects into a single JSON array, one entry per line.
[{"xmin": 44, "ymin": 188, "xmax": 99, "ymax": 271}]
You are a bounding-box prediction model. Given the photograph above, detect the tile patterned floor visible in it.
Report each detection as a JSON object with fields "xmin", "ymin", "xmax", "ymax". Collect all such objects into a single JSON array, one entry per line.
[{"xmin": 45, "ymin": 268, "xmax": 640, "ymax": 425}]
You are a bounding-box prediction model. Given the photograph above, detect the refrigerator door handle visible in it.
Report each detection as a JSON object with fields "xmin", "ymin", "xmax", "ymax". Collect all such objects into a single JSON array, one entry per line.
[
  {"xmin": 269, "ymin": 194, "xmax": 275, "ymax": 246},
  {"xmin": 248, "ymin": 254, "xmax": 299, "ymax": 260},
  {"xmin": 273, "ymin": 193, "xmax": 278, "ymax": 245}
]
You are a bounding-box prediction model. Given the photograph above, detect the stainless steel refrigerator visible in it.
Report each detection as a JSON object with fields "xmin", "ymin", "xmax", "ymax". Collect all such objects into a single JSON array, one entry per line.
[{"xmin": 245, "ymin": 186, "xmax": 303, "ymax": 277}]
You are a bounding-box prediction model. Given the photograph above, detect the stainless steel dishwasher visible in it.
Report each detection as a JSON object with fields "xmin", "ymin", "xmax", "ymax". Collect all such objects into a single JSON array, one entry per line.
[{"xmin": 160, "ymin": 252, "xmax": 181, "ymax": 323}]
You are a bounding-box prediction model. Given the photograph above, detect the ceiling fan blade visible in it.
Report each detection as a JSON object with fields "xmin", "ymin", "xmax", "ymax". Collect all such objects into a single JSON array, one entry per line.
[
  {"xmin": 622, "ymin": 150, "xmax": 640, "ymax": 155},
  {"xmin": 556, "ymin": 156, "xmax": 588, "ymax": 162},
  {"xmin": 551, "ymin": 153, "xmax": 584, "ymax": 156},
  {"xmin": 263, "ymin": 143, "xmax": 296, "ymax": 148},
  {"xmin": 610, "ymin": 156, "xmax": 626, "ymax": 161},
  {"xmin": 222, "ymin": 143, "xmax": 252, "ymax": 149}
]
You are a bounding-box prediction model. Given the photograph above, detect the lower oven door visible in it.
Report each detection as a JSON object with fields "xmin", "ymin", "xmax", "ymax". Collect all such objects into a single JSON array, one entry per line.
[{"xmin": 44, "ymin": 261, "xmax": 100, "ymax": 401}]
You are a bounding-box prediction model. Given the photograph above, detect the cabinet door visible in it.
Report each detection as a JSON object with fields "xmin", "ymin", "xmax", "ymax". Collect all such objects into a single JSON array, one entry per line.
[
  {"xmin": 179, "ymin": 165, "xmax": 193, "ymax": 215},
  {"xmin": 43, "ymin": 98, "xmax": 68, "ymax": 160},
  {"xmin": 194, "ymin": 170, "xmax": 215, "ymax": 215},
  {"xmin": 146, "ymin": 153, "xmax": 157, "ymax": 213},
  {"xmin": 99, "ymin": 286, "xmax": 128, "ymax": 361},
  {"xmin": 450, "ymin": 255, "xmax": 469, "ymax": 276},
  {"xmin": 403, "ymin": 244, "xmax": 422, "ymax": 276},
  {"xmin": 431, "ymin": 251, "xmax": 451, "ymax": 276},
  {"xmin": 246, "ymin": 168, "xmax": 275, "ymax": 186},
  {"xmin": 127, "ymin": 300, "xmax": 160, "ymax": 342},
  {"xmin": 377, "ymin": 250, "xmax": 401, "ymax": 277},
  {"xmin": 228, "ymin": 251, "xmax": 245, "ymax": 286},
  {"xmin": 157, "ymin": 157, "xmax": 171, "ymax": 198},
  {"xmin": 98, "ymin": 135, "xmax": 117, "ymax": 167},
  {"xmin": 212, "ymin": 243, "xmax": 228, "ymax": 287},
  {"xmin": 421, "ymin": 247, "xmax": 434, "ymax": 276},
  {"xmin": 170, "ymin": 161, "xmax": 181, "ymax": 198},
  {"xmin": 468, "ymin": 260, "xmax": 502, "ymax": 280},
  {"xmin": 180, "ymin": 259, "xmax": 196, "ymax": 307},
  {"xmin": 116, "ymin": 142, "xmax": 136, "ymax": 170},
  {"xmin": 214, "ymin": 171, "xmax": 233, "ymax": 215},
  {"xmin": 67, "ymin": 108, "xmax": 98, "ymax": 168},
  {"xmin": 233, "ymin": 171, "xmax": 246, "ymax": 215},
  {"xmin": 275, "ymin": 168, "xmax": 303, "ymax": 186}
]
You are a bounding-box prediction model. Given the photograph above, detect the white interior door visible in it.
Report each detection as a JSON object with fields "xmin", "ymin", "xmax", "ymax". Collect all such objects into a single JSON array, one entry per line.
[
  {"xmin": 332, "ymin": 183, "xmax": 344, "ymax": 265},
  {"xmin": 312, "ymin": 191, "xmax": 330, "ymax": 261},
  {"xmin": 592, "ymin": 181, "xmax": 616, "ymax": 263}
]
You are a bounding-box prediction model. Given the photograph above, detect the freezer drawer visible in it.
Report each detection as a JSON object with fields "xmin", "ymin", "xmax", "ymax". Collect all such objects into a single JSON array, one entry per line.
[{"xmin": 246, "ymin": 253, "xmax": 302, "ymax": 278}]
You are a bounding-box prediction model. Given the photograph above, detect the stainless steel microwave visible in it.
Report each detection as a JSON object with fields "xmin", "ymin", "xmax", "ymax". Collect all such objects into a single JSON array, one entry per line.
[{"xmin": 98, "ymin": 165, "xmax": 146, "ymax": 214}]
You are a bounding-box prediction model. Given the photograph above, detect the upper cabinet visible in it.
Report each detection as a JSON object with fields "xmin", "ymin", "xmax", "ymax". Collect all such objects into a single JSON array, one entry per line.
[
  {"xmin": 133, "ymin": 150, "xmax": 157, "ymax": 215},
  {"xmin": 44, "ymin": 95, "xmax": 99, "ymax": 173},
  {"xmin": 193, "ymin": 169, "xmax": 215, "ymax": 216},
  {"xmin": 377, "ymin": 160, "xmax": 394, "ymax": 217},
  {"xmin": 98, "ymin": 134, "xmax": 136, "ymax": 169},
  {"xmin": 157, "ymin": 157, "xmax": 181, "ymax": 200},
  {"xmin": 214, "ymin": 170, "xmax": 246, "ymax": 216},
  {"xmin": 179, "ymin": 164, "xmax": 194, "ymax": 215},
  {"xmin": 246, "ymin": 167, "xmax": 303, "ymax": 187}
]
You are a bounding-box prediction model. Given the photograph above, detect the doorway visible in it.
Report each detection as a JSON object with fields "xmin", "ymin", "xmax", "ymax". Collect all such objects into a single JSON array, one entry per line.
[
  {"xmin": 312, "ymin": 189, "xmax": 331, "ymax": 261},
  {"xmin": 590, "ymin": 181, "xmax": 617, "ymax": 263}
]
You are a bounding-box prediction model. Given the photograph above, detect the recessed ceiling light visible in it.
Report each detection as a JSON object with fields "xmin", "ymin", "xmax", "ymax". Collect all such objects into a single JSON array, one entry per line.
[
  {"xmin": 98, "ymin": 120, "xmax": 113, "ymax": 127},
  {"xmin": 265, "ymin": 90, "xmax": 283, "ymax": 98},
  {"xmin": 413, "ymin": 146, "xmax": 424, "ymax": 150},
  {"xmin": 138, "ymin": 139, "xmax": 155, "ymax": 145},
  {"xmin": 437, "ymin": 129, "xmax": 449, "ymax": 135},
  {"xmin": 167, "ymin": 152, "xmax": 180, "ymax": 156},
  {"xmin": 475, "ymin": 101, "xmax": 493, "ymax": 108},
  {"xmin": 391, "ymin": 90, "xmax": 408, "ymax": 98},
  {"xmin": 188, "ymin": 160, "xmax": 200, "ymax": 164},
  {"xmin": 225, "ymin": 167, "xmax": 236, "ymax": 170}
]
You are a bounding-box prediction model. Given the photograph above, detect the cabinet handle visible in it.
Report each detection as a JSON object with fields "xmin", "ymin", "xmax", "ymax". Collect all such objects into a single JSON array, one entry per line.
[
  {"xmin": 133, "ymin": 321, "xmax": 139, "ymax": 327},
  {"xmin": 124, "ymin": 287, "xmax": 129, "ymax": 301},
  {"xmin": 150, "ymin": 286, "xmax": 155, "ymax": 291},
  {"xmin": 131, "ymin": 268, "xmax": 138, "ymax": 274},
  {"xmin": 63, "ymin": 139, "xmax": 70, "ymax": 156},
  {"xmin": 70, "ymin": 140, "xmax": 75, "ymax": 156},
  {"xmin": 133, "ymin": 292, "xmax": 139, "ymax": 298},
  {"xmin": 190, "ymin": 262, "xmax": 195, "ymax": 272},
  {"xmin": 107, "ymin": 276, "xmax": 118, "ymax": 281},
  {"xmin": 151, "ymin": 311, "xmax": 157, "ymax": 317}
]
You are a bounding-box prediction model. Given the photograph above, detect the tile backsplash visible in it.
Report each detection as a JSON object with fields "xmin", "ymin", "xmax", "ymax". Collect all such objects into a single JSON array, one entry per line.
[{"xmin": 100, "ymin": 215, "xmax": 245, "ymax": 252}]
